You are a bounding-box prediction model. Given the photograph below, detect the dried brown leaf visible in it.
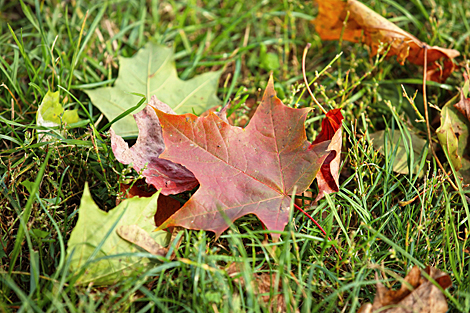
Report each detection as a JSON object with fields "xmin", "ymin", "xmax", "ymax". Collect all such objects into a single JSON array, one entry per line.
[
  {"xmin": 117, "ymin": 225, "xmax": 168, "ymax": 256},
  {"xmin": 358, "ymin": 266, "xmax": 451, "ymax": 313},
  {"xmin": 313, "ymin": 0, "xmax": 459, "ymax": 82}
]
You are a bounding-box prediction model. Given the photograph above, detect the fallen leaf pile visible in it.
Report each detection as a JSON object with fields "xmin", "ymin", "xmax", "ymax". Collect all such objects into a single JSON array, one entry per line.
[
  {"xmin": 313, "ymin": 0, "xmax": 459, "ymax": 82},
  {"xmin": 69, "ymin": 75, "xmax": 343, "ymax": 284},
  {"xmin": 358, "ymin": 266, "xmax": 452, "ymax": 313}
]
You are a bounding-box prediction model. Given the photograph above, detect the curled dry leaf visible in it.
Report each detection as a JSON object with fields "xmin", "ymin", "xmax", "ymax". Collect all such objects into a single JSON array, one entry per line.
[
  {"xmin": 358, "ymin": 266, "xmax": 451, "ymax": 313},
  {"xmin": 311, "ymin": 108, "xmax": 344, "ymax": 202},
  {"xmin": 155, "ymin": 75, "xmax": 332, "ymax": 238},
  {"xmin": 111, "ymin": 96, "xmax": 198, "ymax": 195},
  {"xmin": 313, "ymin": 0, "xmax": 459, "ymax": 82},
  {"xmin": 436, "ymin": 103, "xmax": 463, "ymax": 171}
]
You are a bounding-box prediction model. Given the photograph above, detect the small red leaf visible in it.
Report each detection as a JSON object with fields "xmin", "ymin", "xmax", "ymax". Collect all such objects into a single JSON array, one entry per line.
[
  {"xmin": 312, "ymin": 109, "xmax": 343, "ymax": 145},
  {"xmin": 311, "ymin": 109, "xmax": 344, "ymax": 202}
]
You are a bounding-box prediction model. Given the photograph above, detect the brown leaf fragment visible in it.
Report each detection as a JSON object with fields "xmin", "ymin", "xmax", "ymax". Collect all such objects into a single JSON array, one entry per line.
[
  {"xmin": 110, "ymin": 96, "xmax": 198, "ymax": 195},
  {"xmin": 313, "ymin": 0, "xmax": 459, "ymax": 82},
  {"xmin": 117, "ymin": 225, "xmax": 184, "ymax": 260},
  {"xmin": 358, "ymin": 266, "xmax": 451, "ymax": 313},
  {"xmin": 427, "ymin": 59, "xmax": 458, "ymax": 84},
  {"xmin": 227, "ymin": 263, "xmax": 298, "ymax": 313},
  {"xmin": 117, "ymin": 225, "xmax": 168, "ymax": 256}
]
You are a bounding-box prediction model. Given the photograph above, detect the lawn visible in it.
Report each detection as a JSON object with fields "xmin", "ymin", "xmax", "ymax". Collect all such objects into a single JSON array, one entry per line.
[{"xmin": 1, "ymin": 0, "xmax": 469, "ymax": 312}]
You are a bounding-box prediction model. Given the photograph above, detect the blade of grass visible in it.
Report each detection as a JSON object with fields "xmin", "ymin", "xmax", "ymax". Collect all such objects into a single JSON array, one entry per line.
[{"xmin": 8, "ymin": 148, "xmax": 52, "ymax": 275}]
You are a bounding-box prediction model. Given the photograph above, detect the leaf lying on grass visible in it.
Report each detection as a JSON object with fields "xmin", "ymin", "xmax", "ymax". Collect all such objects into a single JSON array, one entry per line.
[
  {"xmin": 370, "ymin": 129, "xmax": 427, "ymax": 177},
  {"xmin": 437, "ymin": 102, "xmax": 464, "ymax": 171},
  {"xmin": 85, "ymin": 43, "xmax": 221, "ymax": 137},
  {"xmin": 155, "ymin": 75, "xmax": 333, "ymax": 238},
  {"xmin": 436, "ymin": 98, "xmax": 470, "ymax": 183},
  {"xmin": 312, "ymin": 0, "xmax": 459, "ymax": 82},
  {"xmin": 311, "ymin": 108, "xmax": 343, "ymax": 202},
  {"xmin": 36, "ymin": 90, "xmax": 79, "ymax": 141},
  {"xmin": 358, "ymin": 266, "xmax": 451, "ymax": 313},
  {"xmin": 66, "ymin": 183, "xmax": 170, "ymax": 285},
  {"xmin": 111, "ymin": 96, "xmax": 198, "ymax": 195}
]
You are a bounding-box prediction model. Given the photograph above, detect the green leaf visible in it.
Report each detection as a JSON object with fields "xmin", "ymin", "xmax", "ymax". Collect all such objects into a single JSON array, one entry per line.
[
  {"xmin": 30, "ymin": 229, "xmax": 49, "ymax": 239},
  {"xmin": 370, "ymin": 129, "xmax": 427, "ymax": 176},
  {"xmin": 36, "ymin": 90, "xmax": 80, "ymax": 141},
  {"xmin": 20, "ymin": 179, "xmax": 34, "ymax": 194},
  {"xmin": 259, "ymin": 43, "xmax": 280, "ymax": 71},
  {"xmin": 84, "ymin": 43, "xmax": 222, "ymax": 137},
  {"xmin": 436, "ymin": 103, "xmax": 463, "ymax": 171},
  {"xmin": 37, "ymin": 91, "xmax": 62, "ymax": 125},
  {"xmin": 437, "ymin": 101, "xmax": 470, "ymax": 181},
  {"xmin": 62, "ymin": 110, "xmax": 80, "ymax": 124},
  {"xmin": 66, "ymin": 183, "xmax": 170, "ymax": 285}
]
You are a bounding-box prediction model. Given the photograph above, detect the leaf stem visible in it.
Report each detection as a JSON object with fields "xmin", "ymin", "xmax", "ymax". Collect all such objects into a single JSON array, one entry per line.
[
  {"xmin": 302, "ymin": 43, "xmax": 328, "ymax": 115},
  {"xmin": 294, "ymin": 203, "xmax": 342, "ymax": 260}
]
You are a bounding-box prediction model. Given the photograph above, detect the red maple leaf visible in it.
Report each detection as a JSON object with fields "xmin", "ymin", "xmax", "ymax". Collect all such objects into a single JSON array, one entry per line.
[
  {"xmin": 154, "ymin": 76, "xmax": 333, "ymax": 238},
  {"xmin": 311, "ymin": 108, "xmax": 344, "ymax": 202}
]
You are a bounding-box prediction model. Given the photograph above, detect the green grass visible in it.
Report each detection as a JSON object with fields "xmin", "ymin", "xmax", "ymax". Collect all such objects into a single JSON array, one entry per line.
[{"xmin": 1, "ymin": 0, "xmax": 469, "ymax": 312}]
